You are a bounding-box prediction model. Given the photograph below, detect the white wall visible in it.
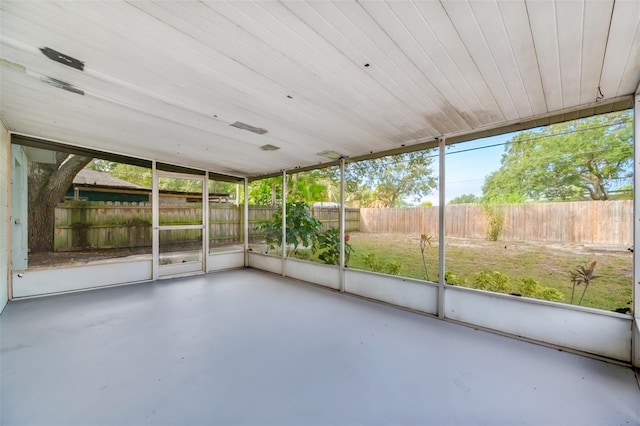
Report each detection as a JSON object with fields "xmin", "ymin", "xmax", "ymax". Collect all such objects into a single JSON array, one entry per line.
[
  {"xmin": 207, "ymin": 251, "xmax": 245, "ymax": 272},
  {"xmin": 0, "ymin": 123, "xmax": 10, "ymax": 312},
  {"xmin": 345, "ymin": 269, "xmax": 438, "ymax": 315},
  {"xmin": 248, "ymin": 252, "xmax": 282, "ymax": 275},
  {"xmin": 446, "ymin": 286, "xmax": 632, "ymax": 361},
  {"xmin": 12, "ymin": 260, "xmax": 152, "ymax": 297},
  {"xmin": 286, "ymin": 258, "xmax": 340, "ymax": 290},
  {"xmin": 633, "ymin": 320, "xmax": 640, "ymax": 367}
]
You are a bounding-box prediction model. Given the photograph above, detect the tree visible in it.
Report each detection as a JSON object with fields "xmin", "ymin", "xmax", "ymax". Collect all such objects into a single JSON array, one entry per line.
[
  {"xmin": 88, "ymin": 160, "xmax": 151, "ymax": 188},
  {"xmin": 483, "ymin": 110, "xmax": 633, "ymax": 202},
  {"xmin": 90, "ymin": 160, "xmax": 238, "ymax": 196},
  {"xmin": 346, "ymin": 150, "xmax": 437, "ymax": 207},
  {"xmin": 28, "ymin": 153, "xmax": 93, "ymax": 251},
  {"xmin": 249, "ymin": 169, "xmax": 340, "ymax": 206},
  {"xmin": 287, "ymin": 169, "xmax": 339, "ymax": 203},
  {"xmin": 448, "ymin": 194, "xmax": 481, "ymax": 204},
  {"xmin": 209, "ymin": 180, "xmax": 237, "ymax": 197},
  {"xmin": 249, "ymin": 177, "xmax": 282, "ymax": 206}
]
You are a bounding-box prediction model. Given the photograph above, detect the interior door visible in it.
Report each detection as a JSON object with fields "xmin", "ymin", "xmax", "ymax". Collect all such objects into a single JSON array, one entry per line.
[{"xmin": 154, "ymin": 171, "xmax": 206, "ymax": 278}]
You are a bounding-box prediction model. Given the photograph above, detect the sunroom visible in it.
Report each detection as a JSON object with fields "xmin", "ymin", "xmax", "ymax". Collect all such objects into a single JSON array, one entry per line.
[{"xmin": 1, "ymin": 1, "xmax": 640, "ymax": 424}]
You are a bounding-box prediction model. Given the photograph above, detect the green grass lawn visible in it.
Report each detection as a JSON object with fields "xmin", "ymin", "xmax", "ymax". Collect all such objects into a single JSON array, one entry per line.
[{"xmin": 342, "ymin": 232, "xmax": 632, "ymax": 313}]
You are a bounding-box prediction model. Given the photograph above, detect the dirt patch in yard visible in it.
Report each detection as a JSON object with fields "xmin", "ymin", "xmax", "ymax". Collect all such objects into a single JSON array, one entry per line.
[{"xmin": 27, "ymin": 247, "xmax": 152, "ymax": 269}]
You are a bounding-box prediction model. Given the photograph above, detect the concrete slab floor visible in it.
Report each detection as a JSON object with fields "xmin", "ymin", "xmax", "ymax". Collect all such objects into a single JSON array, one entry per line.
[{"xmin": 1, "ymin": 269, "xmax": 639, "ymax": 426}]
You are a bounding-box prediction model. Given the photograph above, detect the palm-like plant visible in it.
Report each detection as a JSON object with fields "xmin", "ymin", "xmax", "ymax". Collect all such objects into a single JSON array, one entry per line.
[
  {"xmin": 420, "ymin": 233, "xmax": 434, "ymax": 281},
  {"xmin": 569, "ymin": 261, "xmax": 599, "ymax": 305}
]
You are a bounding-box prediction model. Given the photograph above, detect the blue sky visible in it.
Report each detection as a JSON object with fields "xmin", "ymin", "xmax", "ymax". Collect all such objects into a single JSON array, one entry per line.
[
  {"xmin": 421, "ymin": 132, "xmax": 514, "ymax": 205},
  {"xmin": 416, "ymin": 109, "xmax": 634, "ymax": 206}
]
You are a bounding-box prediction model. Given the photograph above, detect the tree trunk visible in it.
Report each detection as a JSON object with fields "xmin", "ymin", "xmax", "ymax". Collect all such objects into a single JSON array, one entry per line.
[
  {"xmin": 586, "ymin": 175, "xmax": 609, "ymax": 201},
  {"xmin": 28, "ymin": 154, "xmax": 92, "ymax": 252}
]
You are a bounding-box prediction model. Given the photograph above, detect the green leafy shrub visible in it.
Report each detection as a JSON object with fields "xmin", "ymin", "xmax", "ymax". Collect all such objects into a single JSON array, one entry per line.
[
  {"xmin": 519, "ymin": 278, "xmax": 564, "ymax": 302},
  {"xmin": 519, "ymin": 278, "xmax": 539, "ymax": 297},
  {"xmin": 473, "ymin": 270, "xmax": 512, "ymax": 293},
  {"xmin": 384, "ymin": 261, "xmax": 402, "ymax": 275},
  {"xmin": 539, "ymin": 287, "xmax": 564, "ymax": 302},
  {"xmin": 444, "ymin": 271, "xmax": 468, "ymax": 285},
  {"xmin": 482, "ymin": 204, "xmax": 505, "ymax": 241},
  {"xmin": 256, "ymin": 201, "xmax": 321, "ymax": 255},
  {"xmin": 362, "ymin": 252, "xmax": 403, "ymax": 275},
  {"xmin": 363, "ymin": 252, "xmax": 381, "ymax": 272},
  {"xmin": 316, "ymin": 227, "xmax": 354, "ymax": 266},
  {"xmin": 471, "ymin": 273, "xmax": 563, "ymax": 302},
  {"xmin": 293, "ymin": 251, "xmax": 311, "ymax": 260}
]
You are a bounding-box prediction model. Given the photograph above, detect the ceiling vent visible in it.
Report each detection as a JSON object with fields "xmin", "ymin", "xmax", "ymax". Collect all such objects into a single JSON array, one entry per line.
[
  {"xmin": 260, "ymin": 144, "xmax": 280, "ymax": 151},
  {"xmin": 40, "ymin": 47, "xmax": 84, "ymax": 71},
  {"xmin": 316, "ymin": 150, "xmax": 344, "ymax": 160},
  {"xmin": 230, "ymin": 121, "xmax": 267, "ymax": 135}
]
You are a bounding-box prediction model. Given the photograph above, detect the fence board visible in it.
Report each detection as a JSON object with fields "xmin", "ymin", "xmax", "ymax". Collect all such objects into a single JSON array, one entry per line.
[
  {"xmin": 54, "ymin": 202, "xmax": 361, "ymax": 251},
  {"xmin": 360, "ymin": 200, "xmax": 632, "ymax": 246}
]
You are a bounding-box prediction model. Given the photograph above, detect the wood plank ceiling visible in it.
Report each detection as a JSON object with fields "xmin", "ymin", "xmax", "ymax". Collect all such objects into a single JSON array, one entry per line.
[{"xmin": 1, "ymin": 0, "xmax": 639, "ymax": 176}]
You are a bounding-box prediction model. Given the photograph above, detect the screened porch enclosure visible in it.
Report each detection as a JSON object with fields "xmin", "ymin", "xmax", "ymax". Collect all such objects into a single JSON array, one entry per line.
[{"xmin": 2, "ymin": 1, "xmax": 640, "ymax": 424}]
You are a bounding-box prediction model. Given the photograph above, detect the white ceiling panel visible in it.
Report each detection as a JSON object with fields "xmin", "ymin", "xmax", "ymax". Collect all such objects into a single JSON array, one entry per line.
[
  {"xmin": 601, "ymin": 0, "xmax": 640, "ymax": 97},
  {"xmin": 440, "ymin": 0, "xmax": 521, "ymax": 121},
  {"xmin": 555, "ymin": 0, "xmax": 585, "ymax": 107},
  {"xmin": 526, "ymin": 0, "xmax": 565, "ymax": 112},
  {"xmin": 496, "ymin": 0, "xmax": 547, "ymax": 116},
  {"xmin": 1, "ymin": 0, "xmax": 638, "ymax": 177},
  {"xmin": 232, "ymin": 1, "xmax": 427, "ymax": 137},
  {"xmin": 357, "ymin": 1, "xmax": 482, "ymax": 129},
  {"xmin": 579, "ymin": 0, "xmax": 615, "ymax": 105}
]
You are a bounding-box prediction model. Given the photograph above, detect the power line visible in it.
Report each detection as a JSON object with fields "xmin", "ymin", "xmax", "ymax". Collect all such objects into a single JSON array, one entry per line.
[
  {"xmin": 445, "ymin": 118, "xmax": 632, "ymax": 157},
  {"xmin": 346, "ymin": 117, "xmax": 632, "ymax": 168}
]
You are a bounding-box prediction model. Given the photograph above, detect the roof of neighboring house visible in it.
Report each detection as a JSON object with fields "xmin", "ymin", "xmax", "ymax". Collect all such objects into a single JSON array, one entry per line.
[{"xmin": 73, "ymin": 169, "xmax": 146, "ymax": 190}]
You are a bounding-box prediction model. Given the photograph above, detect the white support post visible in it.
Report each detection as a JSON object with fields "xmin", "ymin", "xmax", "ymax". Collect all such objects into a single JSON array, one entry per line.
[
  {"xmin": 151, "ymin": 161, "xmax": 159, "ymax": 281},
  {"xmin": 633, "ymin": 94, "xmax": 640, "ymax": 367},
  {"xmin": 6, "ymin": 135, "xmax": 13, "ymax": 301},
  {"xmin": 339, "ymin": 158, "xmax": 346, "ymax": 293},
  {"xmin": 244, "ymin": 178, "xmax": 249, "ymax": 267},
  {"xmin": 438, "ymin": 138, "xmax": 446, "ymax": 319},
  {"xmin": 282, "ymin": 170, "xmax": 287, "ymax": 277},
  {"xmin": 203, "ymin": 173, "xmax": 209, "ymax": 273}
]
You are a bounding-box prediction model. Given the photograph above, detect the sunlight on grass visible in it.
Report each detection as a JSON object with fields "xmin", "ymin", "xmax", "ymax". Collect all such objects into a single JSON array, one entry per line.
[{"xmin": 344, "ymin": 232, "xmax": 632, "ymax": 313}]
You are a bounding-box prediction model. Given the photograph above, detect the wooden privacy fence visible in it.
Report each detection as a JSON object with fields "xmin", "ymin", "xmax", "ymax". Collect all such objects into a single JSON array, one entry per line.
[
  {"xmin": 359, "ymin": 200, "xmax": 633, "ymax": 246},
  {"xmin": 55, "ymin": 201, "xmax": 153, "ymax": 252},
  {"xmin": 54, "ymin": 200, "xmax": 631, "ymax": 251},
  {"xmin": 54, "ymin": 201, "xmax": 361, "ymax": 251}
]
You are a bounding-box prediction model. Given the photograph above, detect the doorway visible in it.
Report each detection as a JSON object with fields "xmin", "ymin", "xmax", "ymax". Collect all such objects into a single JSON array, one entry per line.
[{"xmin": 154, "ymin": 171, "xmax": 206, "ymax": 278}]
